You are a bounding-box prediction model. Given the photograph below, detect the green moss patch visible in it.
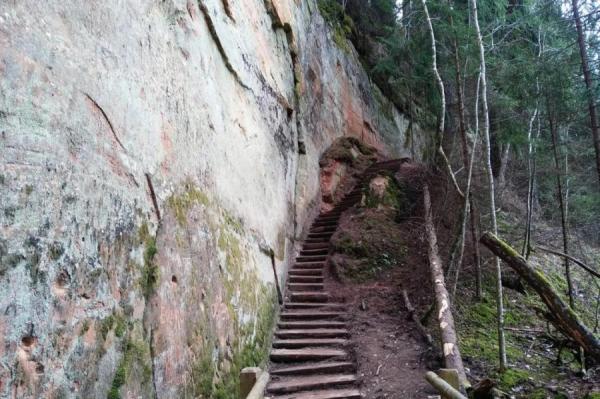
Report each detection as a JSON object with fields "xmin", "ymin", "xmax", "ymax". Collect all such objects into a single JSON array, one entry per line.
[
  {"xmin": 107, "ymin": 338, "xmax": 152, "ymax": 399},
  {"xmin": 166, "ymin": 182, "xmax": 210, "ymax": 227},
  {"xmin": 317, "ymin": 0, "xmax": 355, "ymax": 52}
]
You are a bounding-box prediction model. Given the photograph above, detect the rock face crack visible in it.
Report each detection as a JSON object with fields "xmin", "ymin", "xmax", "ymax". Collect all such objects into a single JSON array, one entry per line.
[
  {"xmin": 145, "ymin": 173, "xmax": 161, "ymax": 221},
  {"xmin": 84, "ymin": 93, "xmax": 126, "ymax": 152},
  {"xmin": 198, "ymin": 1, "xmax": 249, "ymax": 90},
  {"xmin": 221, "ymin": 0, "xmax": 235, "ymax": 21}
]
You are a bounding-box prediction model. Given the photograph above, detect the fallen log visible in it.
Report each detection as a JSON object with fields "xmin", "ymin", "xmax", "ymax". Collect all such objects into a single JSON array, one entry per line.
[
  {"xmin": 423, "ymin": 184, "xmax": 469, "ymax": 389},
  {"xmin": 480, "ymin": 232, "xmax": 600, "ymax": 361}
]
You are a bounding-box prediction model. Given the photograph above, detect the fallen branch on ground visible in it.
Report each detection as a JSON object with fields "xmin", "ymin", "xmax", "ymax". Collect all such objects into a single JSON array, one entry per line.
[
  {"xmin": 480, "ymin": 232, "xmax": 600, "ymax": 361},
  {"xmin": 534, "ymin": 245, "xmax": 600, "ymax": 279}
]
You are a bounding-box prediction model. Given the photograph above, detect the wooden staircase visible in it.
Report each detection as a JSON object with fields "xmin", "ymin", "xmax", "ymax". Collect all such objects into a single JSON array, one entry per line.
[{"xmin": 265, "ymin": 160, "xmax": 407, "ymax": 399}]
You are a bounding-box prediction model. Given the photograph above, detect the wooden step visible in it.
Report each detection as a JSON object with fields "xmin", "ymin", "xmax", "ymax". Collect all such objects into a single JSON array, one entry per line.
[
  {"xmin": 268, "ymin": 374, "xmax": 357, "ymax": 394},
  {"xmin": 300, "ymin": 248, "xmax": 329, "ymax": 256},
  {"xmin": 278, "ymin": 321, "xmax": 346, "ymax": 329},
  {"xmin": 289, "ymin": 269, "xmax": 323, "ymax": 276},
  {"xmin": 304, "ymin": 239, "xmax": 331, "ymax": 244},
  {"xmin": 316, "ymin": 216, "xmax": 340, "ymax": 221},
  {"xmin": 283, "ymin": 302, "xmax": 345, "ymax": 310},
  {"xmin": 302, "ymin": 242, "xmax": 331, "ymax": 250},
  {"xmin": 280, "ymin": 311, "xmax": 343, "ymax": 320},
  {"xmin": 297, "ymin": 255, "xmax": 328, "ymax": 262},
  {"xmin": 310, "ymin": 225, "xmax": 337, "ymax": 232},
  {"xmin": 273, "ymin": 388, "xmax": 362, "ymax": 399},
  {"xmin": 312, "ymin": 219, "xmax": 338, "ymax": 226},
  {"xmin": 293, "ymin": 262, "xmax": 325, "ymax": 269},
  {"xmin": 271, "ymin": 361, "xmax": 354, "ymax": 376},
  {"xmin": 306, "ymin": 233, "xmax": 333, "ymax": 240},
  {"xmin": 275, "ymin": 329, "xmax": 349, "ymax": 339},
  {"xmin": 288, "ymin": 283, "xmax": 324, "ymax": 291},
  {"xmin": 290, "ymin": 291, "xmax": 329, "ymax": 302},
  {"xmin": 288, "ymin": 275, "xmax": 324, "ymax": 283},
  {"xmin": 270, "ymin": 348, "xmax": 347, "ymax": 362},
  {"xmin": 272, "ymin": 338, "xmax": 348, "ymax": 348}
]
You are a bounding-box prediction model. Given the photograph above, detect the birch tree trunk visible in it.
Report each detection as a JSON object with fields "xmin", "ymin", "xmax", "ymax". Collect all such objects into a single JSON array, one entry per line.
[
  {"xmin": 470, "ymin": 0, "xmax": 506, "ymax": 369},
  {"xmin": 420, "ymin": 0, "xmax": 463, "ymax": 197}
]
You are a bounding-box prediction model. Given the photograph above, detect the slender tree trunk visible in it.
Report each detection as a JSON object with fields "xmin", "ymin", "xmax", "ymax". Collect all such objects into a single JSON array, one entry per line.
[
  {"xmin": 450, "ymin": 14, "xmax": 482, "ymax": 299},
  {"xmin": 549, "ymin": 117, "xmax": 574, "ymax": 309},
  {"xmin": 452, "ymin": 133, "xmax": 479, "ymax": 300},
  {"xmin": 470, "ymin": 0, "xmax": 506, "ymax": 369},
  {"xmin": 497, "ymin": 143, "xmax": 510, "ymax": 189},
  {"xmin": 421, "ymin": 0, "xmax": 464, "ymax": 197},
  {"xmin": 523, "ymin": 108, "xmax": 538, "ymax": 258},
  {"xmin": 571, "ymin": 0, "xmax": 600, "ymax": 189}
]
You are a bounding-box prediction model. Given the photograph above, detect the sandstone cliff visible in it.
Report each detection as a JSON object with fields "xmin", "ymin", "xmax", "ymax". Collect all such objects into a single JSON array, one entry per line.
[{"xmin": 0, "ymin": 0, "xmax": 425, "ymax": 397}]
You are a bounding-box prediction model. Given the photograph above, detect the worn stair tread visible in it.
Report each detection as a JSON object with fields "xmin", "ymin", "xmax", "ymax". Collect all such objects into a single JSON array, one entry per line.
[
  {"xmin": 278, "ymin": 321, "xmax": 346, "ymax": 329},
  {"xmin": 291, "ymin": 261, "xmax": 325, "ymax": 270},
  {"xmin": 290, "ymin": 292, "xmax": 330, "ymax": 303},
  {"xmin": 283, "ymin": 302, "xmax": 346, "ymax": 309},
  {"xmin": 307, "ymin": 232, "xmax": 333, "ymax": 237},
  {"xmin": 273, "ymin": 338, "xmax": 349, "ymax": 348},
  {"xmin": 302, "ymin": 242, "xmax": 331, "ymax": 250},
  {"xmin": 300, "ymin": 249, "xmax": 329, "ymax": 255},
  {"xmin": 275, "ymin": 329, "xmax": 349, "ymax": 338},
  {"xmin": 270, "ymin": 348, "xmax": 348, "ymax": 362},
  {"xmin": 268, "ymin": 374, "xmax": 357, "ymax": 394},
  {"xmin": 273, "ymin": 388, "xmax": 362, "ymax": 399},
  {"xmin": 315, "ymin": 217, "xmax": 340, "ymax": 221},
  {"xmin": 271, "ymin": 361, "xmax": 355, "ymax": 376},
  {"xmin": 280, "ymin": 311, "xmax": 343, "ymax": 320},
  {"xmin": 310, "ymin": 226, "xmax": 337, "ymax": 231},
  {"xmin": 296, "ymin": 255, "xmax": 328, "ymax": 262},
  {"xmin": 288, "ymin": 283, "xmax": 325, "ymax": 291},
  {"xmin": 304, "ymin": 239, "xmax": 331, "ymax": 244},
  {"xmin": 289, "ymin": 269, "xmax": 324, "ymax": 276},
  {"xmin": 289, "ymin": 276, "xmax": 324, "ymax": 283}
]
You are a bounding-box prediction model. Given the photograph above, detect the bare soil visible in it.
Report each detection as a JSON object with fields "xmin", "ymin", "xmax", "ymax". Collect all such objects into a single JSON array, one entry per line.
[{"xmin": 323, "ymin": 163, "xmax": 444, "ymax": 398}]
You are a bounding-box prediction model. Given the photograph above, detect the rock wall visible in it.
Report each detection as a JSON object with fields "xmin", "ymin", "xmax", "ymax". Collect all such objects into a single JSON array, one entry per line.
[{"xmin": 0, "ymin": 0, "xmax": 426, "ymax": 397}]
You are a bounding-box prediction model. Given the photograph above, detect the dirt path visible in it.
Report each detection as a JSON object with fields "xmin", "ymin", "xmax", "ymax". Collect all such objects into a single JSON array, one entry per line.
[
  {"xmin": 328, "ymin": 206, "xmax": 440, "ymax": 398},
  {"xmin": 328, "ymin": 162, "xmax": 440, "ymax": 399}
]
